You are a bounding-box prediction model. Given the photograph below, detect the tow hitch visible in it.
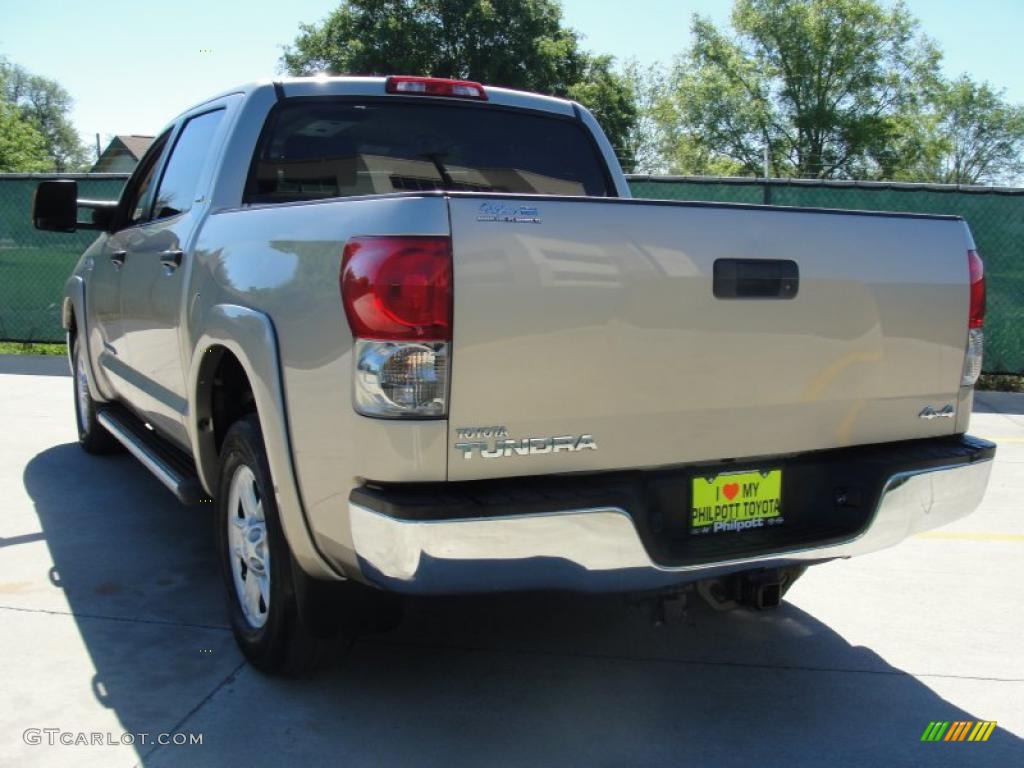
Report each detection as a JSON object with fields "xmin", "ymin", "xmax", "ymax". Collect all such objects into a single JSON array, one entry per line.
[
  {"xmin": 697, "ymin": 566, "xmax": 806, "ymax": 612},
  {"xmin": 738, "ymin": 570, "xmax": 783, "ymax": 609}
]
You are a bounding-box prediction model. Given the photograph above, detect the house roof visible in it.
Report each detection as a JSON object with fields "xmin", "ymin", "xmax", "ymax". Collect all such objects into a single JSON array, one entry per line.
[
  {"xmin": 113, "ymin": 135, "xmax": 154, "ymax": 160},
  {"xmin": 90, "ymin": 135, "xmax": 156, "ymax": 172}
]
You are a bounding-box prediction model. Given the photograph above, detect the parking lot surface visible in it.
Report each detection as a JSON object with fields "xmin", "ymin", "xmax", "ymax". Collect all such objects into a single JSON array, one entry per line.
[{"xmin": 1, "ymin": 355, "xmax": 1021, "ymax": 767}]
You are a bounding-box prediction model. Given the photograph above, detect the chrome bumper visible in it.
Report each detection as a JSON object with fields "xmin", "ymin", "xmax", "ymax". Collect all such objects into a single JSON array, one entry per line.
[{"xmin": 350, "ymin": 458, "xmax": 994, "ymax": 594}]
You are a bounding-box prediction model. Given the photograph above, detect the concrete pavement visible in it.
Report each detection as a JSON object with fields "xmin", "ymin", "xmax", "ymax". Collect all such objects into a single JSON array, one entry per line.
[{"xmin": 0, "ymin": 356, "xmax": 1021, "ymax": 767}]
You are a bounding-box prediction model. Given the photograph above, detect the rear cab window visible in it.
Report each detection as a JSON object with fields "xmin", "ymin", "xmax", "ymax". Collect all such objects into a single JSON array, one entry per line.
[{"xmin": 245, "ymin": 99, "xmax": 612, "ymax": 203}]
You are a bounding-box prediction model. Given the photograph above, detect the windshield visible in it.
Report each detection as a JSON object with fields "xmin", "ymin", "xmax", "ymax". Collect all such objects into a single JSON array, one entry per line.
[{"xmin": 246, "ymin": 99, "xmax": 612, "ymax": 203}]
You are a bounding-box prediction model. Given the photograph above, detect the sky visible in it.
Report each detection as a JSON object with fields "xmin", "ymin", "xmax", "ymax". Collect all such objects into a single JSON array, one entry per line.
[{"xmin": 2, "ymin": 0, "xmax": 1023, "ymax": 151}]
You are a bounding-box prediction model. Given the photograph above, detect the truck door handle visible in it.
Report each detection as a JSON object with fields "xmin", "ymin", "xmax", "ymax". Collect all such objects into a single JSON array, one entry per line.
[
  {"xmin": 110, "ymin": 250, "xmax": 127, "ymax": 268},
  {"xmin": 159, "ymin": 249, "xmax": 183, "ymax": 271}
]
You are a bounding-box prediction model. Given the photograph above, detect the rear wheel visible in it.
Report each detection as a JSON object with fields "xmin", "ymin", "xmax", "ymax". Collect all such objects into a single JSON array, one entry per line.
[
  {"xmin": 71, "ymin": 335, "xmax": 120, "ymax": 454},
  {"xmin": 216, "ymin": 414, "xmax": 382, "ymax": 675}
]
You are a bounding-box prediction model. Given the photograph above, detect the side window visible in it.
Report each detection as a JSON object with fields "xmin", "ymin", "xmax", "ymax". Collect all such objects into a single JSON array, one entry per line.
[
  {"xmin": 123, "ymin": 132, "xmax": 170, "ymax": 225},
  {"xmin": 151, "ymin": 109, "xmax": 225, "ymax": 220}
]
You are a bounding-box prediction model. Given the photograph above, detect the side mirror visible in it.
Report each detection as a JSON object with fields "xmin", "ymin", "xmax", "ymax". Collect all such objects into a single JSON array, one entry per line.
[
  {"xmin": 32, "ymin": 180, "xmax": 118, "ymax": 232},
  {"xmin": 33, "ymin": 180, "xmax": 78, "ymax": 232}
]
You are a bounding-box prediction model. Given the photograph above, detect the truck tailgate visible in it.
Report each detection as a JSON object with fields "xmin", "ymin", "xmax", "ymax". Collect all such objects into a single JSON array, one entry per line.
[{"xmin": 446, "ymin": 196, "xmax": 971, "ymax": 481}]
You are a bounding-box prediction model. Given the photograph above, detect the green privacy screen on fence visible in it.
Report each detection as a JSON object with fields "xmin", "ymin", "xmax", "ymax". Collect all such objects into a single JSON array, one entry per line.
[
  {"xmin": 0, "ymin": 174, "xmax": 129, "ymax": 344},
  {"xmin": 1, "ymin": 173, "xmax": 1021, "ymax": 373}
]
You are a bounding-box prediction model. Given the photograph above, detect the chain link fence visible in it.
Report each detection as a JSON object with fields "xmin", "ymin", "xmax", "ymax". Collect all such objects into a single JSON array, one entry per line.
[
  {"xmin": 1, "ymin": 173, "xmax": 1021, "ymax": 372},
  {"xmin": 0, "ymin": 174, "xmax": 129, "ymax": 343}
]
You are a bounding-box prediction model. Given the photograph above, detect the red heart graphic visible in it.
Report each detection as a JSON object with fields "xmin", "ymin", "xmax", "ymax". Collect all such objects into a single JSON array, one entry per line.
[{"xmin": 723, "ymin": 483, "xmax": 740, "ymax": 501}]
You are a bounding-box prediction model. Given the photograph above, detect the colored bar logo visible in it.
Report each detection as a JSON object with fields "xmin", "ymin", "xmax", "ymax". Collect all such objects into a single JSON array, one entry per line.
[{"xmin": 921, "ymin": 721, "xmax": 997, "ymax": 742}]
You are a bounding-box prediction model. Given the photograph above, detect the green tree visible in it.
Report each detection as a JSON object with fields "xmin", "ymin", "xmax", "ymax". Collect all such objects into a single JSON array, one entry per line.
[
  {"xmin": 280, "ymin": 0, "xmax": 636, "ymax": 168},
  {"xmin": 620, "ymin": 60, "xmax": 670, "ymax": 174},
  {"xmin": 0, "ymin": 59, "xmax": 90, "ymax": 172},
  {"xmin": 657, "ymin": 0, "xmax": 940, "ymax": 178},
  {"xmin": 893, "ymin": 76, "xmax": 1024, "ymax": 185},
  {"xmin": 0, "ymin": 66, "xmax": 49, "ymax": 172},
  {"xmin": 0, "ymin": 98, "xmax": 49, "ymax": 172},
  {"xmin": 568, "ymin": 55, "xmax": 637, "ymax": 169}
]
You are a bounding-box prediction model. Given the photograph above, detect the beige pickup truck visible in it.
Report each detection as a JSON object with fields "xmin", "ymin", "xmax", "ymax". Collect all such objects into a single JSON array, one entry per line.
[{"xmin": 33, "ymin": 76, "xmax": 994, "ymax": 675}]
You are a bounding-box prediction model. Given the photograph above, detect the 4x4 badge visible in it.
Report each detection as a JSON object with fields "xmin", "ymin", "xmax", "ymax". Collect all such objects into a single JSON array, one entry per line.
[{"xmin": 919, "ymin": 405, "xmax": 955, "ymax": 420}]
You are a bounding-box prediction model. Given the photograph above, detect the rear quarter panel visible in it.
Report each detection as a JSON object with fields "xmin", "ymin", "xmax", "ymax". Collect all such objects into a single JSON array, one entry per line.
[{"xmin": 189, "ymin": 195, "xmax": 450, "ymax": 571}]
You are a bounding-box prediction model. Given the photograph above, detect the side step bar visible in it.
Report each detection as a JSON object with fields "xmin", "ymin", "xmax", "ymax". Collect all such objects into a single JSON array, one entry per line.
[{"xmin": 96, "ymin": 409, "xmax": 205, "ymax": 505}]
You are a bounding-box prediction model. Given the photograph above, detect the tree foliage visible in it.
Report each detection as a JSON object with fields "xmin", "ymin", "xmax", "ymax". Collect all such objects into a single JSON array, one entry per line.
[
  {"xmin": 895, "ymin": 76, "xmax": 1024, "ymax": 185},
  {"xmin": 0, "ymin": 59, "xmax": 90, "ymax": 172},
  {"xmin": 620, "ymin": 60, "xmax": 670, "ymax": 174},
  {"xmin": 0, "ymin": 98, "xmax": 49, "ymax": 172},
  {"xmin": 0, "ymin": 66, "xmax": 49, "ymax": 172},
  {"xmin": 658, "ymin": 0, "xmax": 942, "ymax": 178},
  {"xmin": 567, "ymin": 54, "xmax": 636, "ymax": 167},
  {"xmin": 280, "ymin": 0, "xmax": 636, "ymax": 168}
]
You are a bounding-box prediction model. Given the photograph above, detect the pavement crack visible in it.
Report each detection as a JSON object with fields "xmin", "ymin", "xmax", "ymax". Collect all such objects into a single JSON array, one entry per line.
[
  {"xmin": 0, "ymin": 604, "xmax": 231, "ymax": 632},
  {"xmin": 135, "ymin": 659, "xmax": 248, "ymax": 767},
  {"xmin": 363, "ymin": 637, "xmax": 1024, "ymax": 684}
]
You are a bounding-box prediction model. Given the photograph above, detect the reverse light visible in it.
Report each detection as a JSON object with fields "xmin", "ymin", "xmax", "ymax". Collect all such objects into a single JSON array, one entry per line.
[
  {"xmin": 354, "ymin": 341, "xmax": 448, "ymax": 417},
  {"xmin": 962, "ymin": 249, "xmax": 985, "ymax": 387},
  {"xmin": 385, "ymin": 76, "xmax": 488, "ymax": 100},
  {"xmin": 341, "ymin": 236, "xmax": 453, "ymax": 418}
]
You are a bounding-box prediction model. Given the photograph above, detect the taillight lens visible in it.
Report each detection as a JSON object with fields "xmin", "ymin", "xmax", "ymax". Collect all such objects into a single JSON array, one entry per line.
[
  {"xmin": 341, "ymin": 236, "xmax": 453, "ymax": 418},
  {"xmin": 968, "ymin": 249, "xmax": 985, "ymax": 329},
  {"xmin": 962, "ymin": 249, "xmax": 985, "ymax": 387},
  {"xmin": 341, "ymin": 236, "xmax": 452, "ymax": 341},
  {"xmin": 385, "ymin": 76, "xmax": 488, "ymax": 100}
]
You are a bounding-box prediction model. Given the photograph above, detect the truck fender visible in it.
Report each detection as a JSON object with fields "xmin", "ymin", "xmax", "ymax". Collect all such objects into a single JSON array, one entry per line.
[
  {"xmin": 188, "ymin": 304, "xmax": 342, "ymax": 581},
  {"xmin": 63, "ymin": 277, "xmax": 109, "ymax": 402}
]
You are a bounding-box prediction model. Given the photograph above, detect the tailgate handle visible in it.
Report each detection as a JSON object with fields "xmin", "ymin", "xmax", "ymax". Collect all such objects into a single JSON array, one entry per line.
[{"xmin": 713, "ymin": 259, "xmax": 799, "ymax": 299}]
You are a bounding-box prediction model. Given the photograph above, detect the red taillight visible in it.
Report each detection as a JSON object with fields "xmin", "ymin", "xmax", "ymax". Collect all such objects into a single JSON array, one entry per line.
[
  {"xmin": 385, "ymin": 75, "xmax": 488, "ymax": 100},
  {"xmin": 968, "ymin": 249, "xmax": 985, "ymax": 329},
  {"xmin": 341, "ymin": 236, "xmax": 452, "ymax": 341}
]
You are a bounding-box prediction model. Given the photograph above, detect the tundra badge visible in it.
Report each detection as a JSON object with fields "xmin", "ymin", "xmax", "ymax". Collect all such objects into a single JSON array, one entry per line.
[{"xmin": 454, "ymin": 426, "xmax": 597, "ymax": 459}]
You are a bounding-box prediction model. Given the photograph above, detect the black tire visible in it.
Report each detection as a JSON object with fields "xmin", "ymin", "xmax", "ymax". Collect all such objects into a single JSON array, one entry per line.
[
  {"xmin": 216, "ymin": 414, "xmax": 369, "ymax": 676},
  {"xmin": 71, "ymin": 335, "xmax": 120, "ymax": 454}
]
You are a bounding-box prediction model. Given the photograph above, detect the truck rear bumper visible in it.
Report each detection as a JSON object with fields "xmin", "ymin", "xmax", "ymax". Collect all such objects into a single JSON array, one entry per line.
[{"xmin": 348, "ymin": 436, "xmax": 995, "ymax": 594}]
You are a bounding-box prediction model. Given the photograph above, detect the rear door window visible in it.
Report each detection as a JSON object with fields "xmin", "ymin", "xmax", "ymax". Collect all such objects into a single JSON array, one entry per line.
[
  {"xmin": 246, "ymin": 100, "xmax": 612, "ymax": 203},
  {"xmin": 152, "ymin": 109, "xmax": 225, "ymax": 220}
]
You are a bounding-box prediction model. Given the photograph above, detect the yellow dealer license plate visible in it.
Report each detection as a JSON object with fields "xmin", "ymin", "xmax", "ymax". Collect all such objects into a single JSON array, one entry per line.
[{"xmin": 691, "ymin": 469, "xmax": 783, "ymax": 535}]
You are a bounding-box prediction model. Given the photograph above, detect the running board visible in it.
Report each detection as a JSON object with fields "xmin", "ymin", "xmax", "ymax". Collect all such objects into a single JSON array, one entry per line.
[{"xmin": 96, "ymin": 409, "xmax": 204, "ymax": 505}]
